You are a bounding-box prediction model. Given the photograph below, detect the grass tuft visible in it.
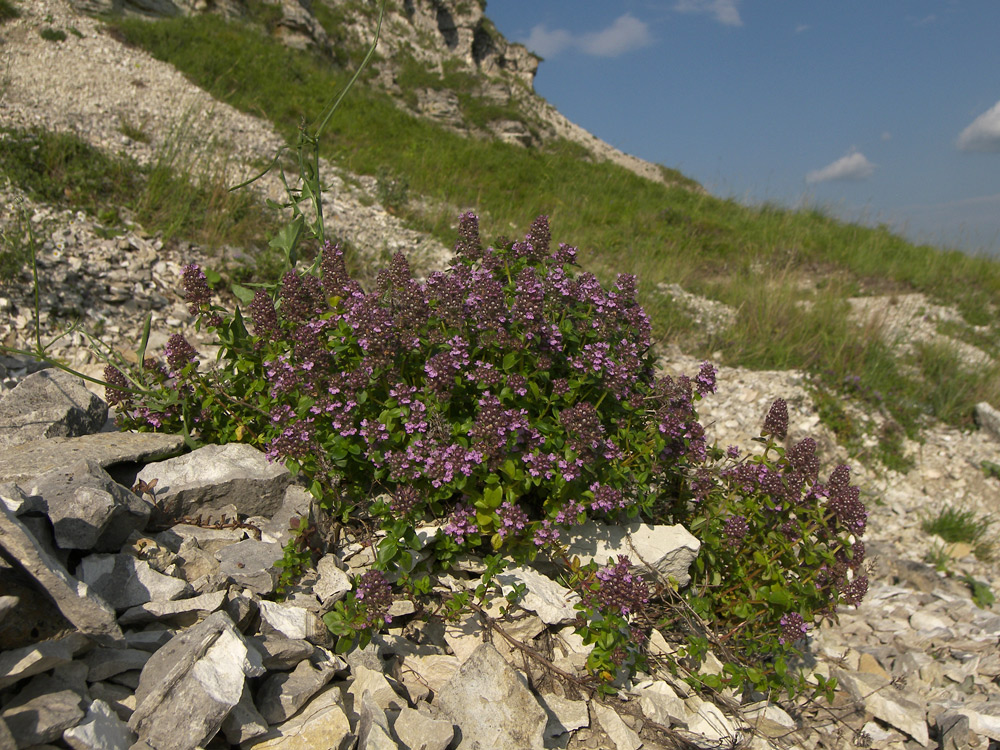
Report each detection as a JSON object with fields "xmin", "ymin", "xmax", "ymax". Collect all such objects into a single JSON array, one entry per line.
[{"xmin": 921, "ymin": 505, "xmax": 995, "ymax": 561}]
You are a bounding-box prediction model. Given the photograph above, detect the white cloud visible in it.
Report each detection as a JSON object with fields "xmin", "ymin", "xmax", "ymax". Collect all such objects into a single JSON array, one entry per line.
[
  {"xmin": 674, "ymin": 0, "xmax": 743, "ymax": 27},
  {"xmin": 805, "ymin": 150, "xmax": 876, "ymax": 184},
  {"xmin": 579, "ymin": 14, "xmax": 653, "ymax": 57},
  {"xmin": 524, "ymin": 25, "xmax": 573, "ymax": 58},
  {"xmin": 524, "ymin": 14, "xmax": 653, "ymax": 59},
  {"xmin": 957, "ymin": 100, "xmax": 1000, "ymax": 152},
  {"xmin": 794, "ymin": 24, "xmax": 810, "ymax": 34},
  {"xmin": 881, "ymin": 131, "xmax": 892, "ymax": 142}
]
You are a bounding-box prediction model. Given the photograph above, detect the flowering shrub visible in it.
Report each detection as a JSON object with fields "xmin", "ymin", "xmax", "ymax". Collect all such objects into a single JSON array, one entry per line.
[
  {"xmin": 661, "ymin": 398, "xmax": 870, "ymax": 697},
  {"xmin": 106, "ymin": 214, "xmax": 868, "ymax": 697}
]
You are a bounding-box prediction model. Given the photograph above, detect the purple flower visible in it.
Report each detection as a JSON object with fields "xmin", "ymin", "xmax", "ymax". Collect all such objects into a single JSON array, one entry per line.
[
  {"xmin": 695, "ymin": 361, "xmax": 717, "ymax": 396},
  {"xmin": 445, "ymin": 505, "xmax": 478, "ymax": 546},
  {"xmin": 593, "ymin": 556, "xmax": 650, "ymax": 616},
  {"xmin": 103, "ymin": 365, "xmax": 131, "ymax": 407},
  {"xmin": 778, "ymin": 612, "xmax": 809, "ymax": 645},
  {"xmin": 840, "ymin": 575, "xmax": 869, "ymax": 606},
  {"xmin": 723, "ymin": 515, "xmax": 749, "ymax": 545},
  {"xmin": 249, "ymin": 290, "xmax": 279, "ymax": 340},
  {"xmin": 356, "ymin": 570, "xmax": 393, "ymax": 627},
  {"xmin": 389, "ymin": 486, "xmax": 422, "ymax": 517},
  {"xmin": 454, "ymin": 211, "xmax": 482, "ymax": 260},
  {"xmin": 525, "ymin": 214, "xmax": 551, "ymax": 259},
  {"xmin": 532, "ymin": 519, "xmax": 560, "ymax": 547},
  {"xmin": 497, "ymin": 501, "xmax": 529, "ymax": 540},
  {"xmin": 164, "ymin": 334, "xmax": 197, "ymax": 376},
  {"xmin": 762, "ymin": 398, "xmax": 788, "ymax": 439},
  {"xmin": 182, "ymin": 263, "xmax": 212, "ymax": 316}
]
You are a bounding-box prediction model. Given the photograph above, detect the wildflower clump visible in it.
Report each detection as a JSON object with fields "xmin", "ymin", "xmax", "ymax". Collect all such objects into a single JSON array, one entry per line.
[{"xmin": 108, "ymin": 214, "xmax": 868, "ymax": 697}]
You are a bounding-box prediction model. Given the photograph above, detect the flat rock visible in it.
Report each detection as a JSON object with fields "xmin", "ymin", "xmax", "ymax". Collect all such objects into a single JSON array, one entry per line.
[
  {"xmin": 684, "ymin": 697, "xmax": 740, "ymax": 744},
  {"xmin": 62, "ymin": 699, "xmax": 135, "ymax": 750},
  {"xmin": 563, "ymin": 520, "xmax": 700, "ymax": 586},
  {"xmin": 539, "ymin": 693, "xmax": 590, "ymax": 738},
  {"xmin": 28, "ymin": 459, "xmax": 150, "ymax": 551},
  {"xmin": 248, "ymin": 635, "xmax": 315, "ymax": 671},
  {"xmin": 0, "ymin": 431, "xmax": 185, "ymax": 485},
  {"xmin": 0, "ymin": 368, "xmax": 107, "ymax": 450},
  {"xmin": 220, "ymin": 682, "xmax": 269, "ymax": 745},
  {"xmin": 135, "ymin": 443, "xmax": 291, "ymax": 522},
  {"xmin": 392, "ymin": 706, "xmax": 454, "ymax": 750},
  {"xmin": 84, "ymin": 647, "xmax": 150, "ymax": 682},
  {"xmin": 117, "ymin": 589, "xmax": 226, "ymax": 626},
  {"xmin": 244, "ymin": 686, "xmax": 354, "ymax": 750},
  {"xmin": 592, "ymin": 702, "xmax": 642, "ymax": 750},
  {"xmin": 313, "ymin": 554, "xmax": 352, "ymax": 606},
  {"xmin": 257, "ymin": 599, "xmax": 329, "ymax": 645},
  {"xmin": 76, "ymin": 553, "xmax": 190, "ymax": 611},
  {"xmin": 937, "ymin": 701, "xmax": 1000, "ymax": 741},
  {"xmin": 495, "ymin": 565, "xmax": 579, "ymax": 626},
  {"xmin": 215, "ymin": 538, "xmax": 283, "ymax": 595},
  {"xmin": 256, "ymin": 652, "xmax": 340, "ymax": 725},
  {"xmin": 436, "ymin": 642, "xmax": 547, "ymax": 750},
  {"xmin": 347, "ymin": 665, "xmax": 406, "ymax": 716},
  {"xmin": 0, "ymin": 632, "xmax": 89, "ymax": 690},
  {"xmin": 1, "ymin": 687, "xmax": 85, "ymax": 747},
  {"xmin": 129, "ymin": 611, "xmax": 264, "ymax": 750},
  {"xmin": 0, "ymin": 501, "xmax": 123, "ymax": 647},
  {"xmin": 633, "ymin": 679, "xmax": 686, "ymax": 728},
  {"xmin": 835, "ymin": 669, "xmax": 929, "ymax": 746}
]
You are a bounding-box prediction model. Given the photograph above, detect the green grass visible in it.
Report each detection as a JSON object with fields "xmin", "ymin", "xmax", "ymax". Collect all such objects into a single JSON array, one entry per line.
[
  {"xmin": 39, "ymin": 27, "xmax": 67, "ymax": 42},
  {"xmin": 921, "ymin": 506, "xmax": 995, "ymax": 562},
  {"xmin": 47, "ymin": 12, "xmax": 1000, "ymax": 439},
  {"xmin": 0, "ymin": 127, "xmax": 278, "ymax": 263},
  {"xmin": 0, "ymin": 0, "xmax": 19, "ymax": 23}
]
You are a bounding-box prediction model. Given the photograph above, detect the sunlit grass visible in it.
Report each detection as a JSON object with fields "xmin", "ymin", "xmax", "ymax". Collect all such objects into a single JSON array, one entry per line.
[{"xmin": 37, "ymin": 11, "xmax": 1000, "ymax": 443}]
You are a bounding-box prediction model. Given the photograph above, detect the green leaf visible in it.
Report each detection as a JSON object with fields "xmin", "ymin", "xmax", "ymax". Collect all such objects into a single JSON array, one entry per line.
[
  {"xmin": 376, "ymin": 538, "xmax": 398, "ymax": 567},
  {"xmin": 502, "ymin": 352, "xmax": 517, "ymax": 372},
  {"xmin": 136, "ymin": 314, "xmax": 152, "ymax": 364},
  {"xmin": 232, "ymin": 284, "xmax": 256, "ymax": 304},
  {"xmin": 482, "ymin": 485, "xmax": 503, "ymax": 509}
]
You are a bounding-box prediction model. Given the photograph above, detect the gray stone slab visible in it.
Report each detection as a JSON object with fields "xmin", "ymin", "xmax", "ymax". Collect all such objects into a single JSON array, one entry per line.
[
  {"xmin": 256, "ymin": 653, "xmax": 339, "ymax": 725},
  {"xmin": 248, "ymin": 636, "xmax": 315, "ymax": 671},
  {"xmin": 1, "ymin": 673, "xmax": 87, "ymax": 748},
  {"xmin": 0, "ymin": 368, "xmax": 107, "ymax": 450},
  {"xmin": 84, "ymin": 648, "xmax": 151, "ymax": 682},
  {"xmin": 215, "ymin": 538, "xmax": 283, "ymax": 595},
  {"xmin": 129, "ymin": 611, "xmax": 264, "ymax": 750},
  {"xmin": 0, "ymin": 632, "xmax": 89, "ymax": 691},
  {"xmin": 0, "ymin": 432, "xmax": 186, "ymax": 485},
  {"xmin": 436, "ymin": 643, "xmax": 547, "ymax": 750},
  {"xmin": 135, "ymin": 443, "xmax": 291, "ymax": 522},
  {"xmin": 243, "ymin": 686, "xmax": 353, "ymax": 750},
  {"xmin": 117, "ymin": 589, "xmax": 227, "ymax": 626},
  {"xmin": 28, "ymin": 459, "xmax": 150, "ymax": 551},
  {"xmin": 563, "ymin": 520, "xmax": 701, "ymax": 586},
  {"xmin": 0, "ymin": 501, "xmax": 123, "ymax": 647},
  {"xmin": 76, "ymin": 553, "xmax": 190, "ymax": 611},
  {"xmin": 392, "ymin": 706, "xmax": 454, "ymax": 750},
  {"xmin": 62, "ymin": 699, "xmax": 136, "ymax": 750}
]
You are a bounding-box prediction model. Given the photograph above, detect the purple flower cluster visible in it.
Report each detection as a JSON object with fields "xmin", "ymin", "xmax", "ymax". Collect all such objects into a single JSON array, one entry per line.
[
  {"xmin": 723, "ymin": 515, "xmax": 750, "ymax": 545},
  {"xmin": 445, "ymin": 505, "xmax": 477, "ymax": 546},
  {"xmin": 356, "ymin": 570, "xmax": 393, "ymax": 628},
  {"xmin": 762, "ymin": 398, "xmax": 789, "ymax": 440},
  {"xmin": 593, "ymin": 556, "xmax": 650, "ymax": 617},
  {"xmin": 103, "ymin": 365, "xmax": 130, "ymax": 407},
  {"xmin": 778, "ymin": 612, "xmax": 809, "ymax": 645},
  {"xmin": 182, "ymin": 263, "xmax": 213, "ymax": 320},
  {"xmin": 164, "ymin": 334, "xmax": 197, "ymax": 376},
  {"xmin": 497, "ymin": 501, "xmax": 529, "ymax": 540},
  {"xmin": 826, "ymin": 464, "xmax": 867, "ymax": 535}
]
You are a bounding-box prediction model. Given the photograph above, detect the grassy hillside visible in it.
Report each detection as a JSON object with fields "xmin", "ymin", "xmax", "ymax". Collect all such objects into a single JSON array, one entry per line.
[{"xmin": 6, "ymin": 6, "xmax": 1000, "ymax": 469}]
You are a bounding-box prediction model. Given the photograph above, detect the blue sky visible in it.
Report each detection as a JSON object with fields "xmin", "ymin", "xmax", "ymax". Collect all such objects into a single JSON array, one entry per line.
[{"xmin": 486, "ymin": 1, "xmax": 1000, "ymax": 256}]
